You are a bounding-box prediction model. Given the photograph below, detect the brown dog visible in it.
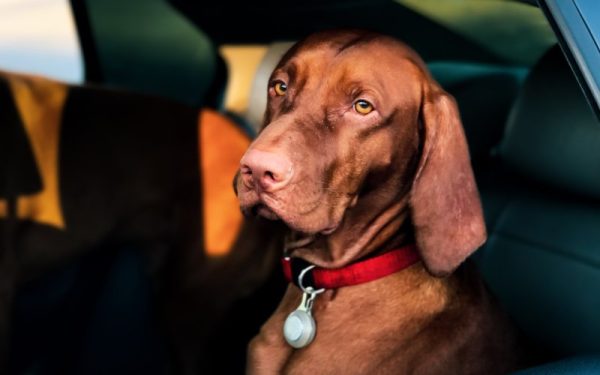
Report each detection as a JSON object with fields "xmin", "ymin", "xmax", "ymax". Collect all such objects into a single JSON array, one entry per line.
[{"xmin": 236, "ymin": 30, "xmax": 524, "ymax": 374}]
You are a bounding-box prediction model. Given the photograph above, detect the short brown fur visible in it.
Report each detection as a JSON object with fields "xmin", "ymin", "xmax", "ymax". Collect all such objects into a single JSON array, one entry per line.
[{"xmin": 236, "ymin": 30, "xmax": 524, "ymax": 374}]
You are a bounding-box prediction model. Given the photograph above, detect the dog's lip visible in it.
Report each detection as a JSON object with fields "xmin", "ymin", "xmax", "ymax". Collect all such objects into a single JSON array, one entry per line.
[
  {"xmin": 252, "ymin": 198, "xmax": 339, "ymax": 235},
  {"xmin": 256, "ymin": 202, "xmax": 301, "ymax": 230},
  {"xmin": 320, "ymin": 223, "xmax": 340, "ymax": 235},
  {"xmin": 240, "ymin": 190, "xmax": 346, "ymax": 235},
  {"xmin": 285, "ymin": 234, "xmax": 317, "ymax": 251},
  {"xmin": 256, "ymin": 204, "xmax": 279, "ymax": 220}
]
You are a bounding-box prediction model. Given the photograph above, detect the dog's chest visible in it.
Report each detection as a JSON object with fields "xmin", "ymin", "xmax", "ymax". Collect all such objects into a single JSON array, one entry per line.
[{"xmin": 249, "ymin": 268, "xmax": 462, "ymax": 374}]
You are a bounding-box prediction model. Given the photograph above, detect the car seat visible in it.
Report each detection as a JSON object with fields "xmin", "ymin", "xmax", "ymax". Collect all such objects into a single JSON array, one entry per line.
[
  {"xmin": 473, "ymin": 46, "xmax": 600, "ymax": 370},
  {"xmin": 71, "ymin": 0, "xmax": 225, "ymax": 109}
]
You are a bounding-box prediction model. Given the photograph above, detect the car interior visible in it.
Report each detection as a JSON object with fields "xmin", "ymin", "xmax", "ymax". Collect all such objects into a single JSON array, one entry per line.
[{"xmin": 1, "ymin": 0, "xmax": 599, "ymax": 374}]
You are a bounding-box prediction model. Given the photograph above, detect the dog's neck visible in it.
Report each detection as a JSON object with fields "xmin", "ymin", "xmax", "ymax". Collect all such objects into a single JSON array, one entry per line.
[{"xmin": 285, "ymin": 191, "xmax": 412, "ymax": 269}]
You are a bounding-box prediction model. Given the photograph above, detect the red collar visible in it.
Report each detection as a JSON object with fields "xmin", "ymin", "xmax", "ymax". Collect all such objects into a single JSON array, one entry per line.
[{"xmin": 282, "ymin": 244, "xmax": 420, "ymax": 290}]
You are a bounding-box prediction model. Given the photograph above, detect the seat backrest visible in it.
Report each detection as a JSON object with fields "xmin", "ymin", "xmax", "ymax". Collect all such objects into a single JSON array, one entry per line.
[
  {"xmin": 428, "ymin": 61, "xmax": 526, "ymax": 168},
  {"xmin": 0, "ymin": 69, "xmax": 249, "ymax": 267},
  {"xmin": 474, "ymin": 46, "xmax": 600, "ymax": 357},
  {"xmin": 0, "ymin": 69, "xmax": 261, "ymax": 373}
]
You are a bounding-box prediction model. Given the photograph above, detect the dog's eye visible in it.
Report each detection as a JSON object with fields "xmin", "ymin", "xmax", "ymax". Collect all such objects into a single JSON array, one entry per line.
[
  {"xmin": 354, "ymin": 99, "xmax": 374, "ymax": 115},
  {"xmin": 273, "ymin": 81, "xmax": 288, "ymax": 96}
]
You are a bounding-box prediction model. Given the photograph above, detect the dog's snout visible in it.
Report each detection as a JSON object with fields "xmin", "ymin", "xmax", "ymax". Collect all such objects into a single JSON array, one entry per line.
[{"xmin": 240, "ymin": 149, "xmax": 293, "ymax": 192}]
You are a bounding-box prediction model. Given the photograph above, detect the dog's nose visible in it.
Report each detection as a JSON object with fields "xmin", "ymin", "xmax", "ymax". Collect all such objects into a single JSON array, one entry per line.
[{"xmin": 240, "ymin": 149, "xmax": 293, "ymax": 192}]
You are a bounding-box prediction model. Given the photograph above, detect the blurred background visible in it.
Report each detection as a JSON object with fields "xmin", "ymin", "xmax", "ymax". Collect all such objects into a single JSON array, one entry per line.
[
  {"xmin": 0, "ymin": 0, "xmax": 83, "ymax": 82},
  {"xmin": 0, "ymin": 0, "xmax": 556, "ymax": 118}
]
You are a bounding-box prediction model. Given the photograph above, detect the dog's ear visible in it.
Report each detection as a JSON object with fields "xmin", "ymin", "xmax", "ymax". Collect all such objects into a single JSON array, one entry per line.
[{"xmin": 409, "ymin": 81, "xmax": 486, "ymax": 277}]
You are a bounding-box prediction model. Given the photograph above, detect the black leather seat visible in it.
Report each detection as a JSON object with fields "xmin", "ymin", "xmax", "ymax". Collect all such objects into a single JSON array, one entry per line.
[
  {"xmin": 428, "ymin": 61, "xmax": 526, "ymax": 169},
  {"xmin": 472, "ymin": 46, "xmax": 600, "ymax": 368}
]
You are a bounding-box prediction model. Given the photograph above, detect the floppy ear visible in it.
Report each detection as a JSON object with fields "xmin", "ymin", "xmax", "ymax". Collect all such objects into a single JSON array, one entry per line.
[{"xmin": 409, "ymin": 81, "xmax": 486, "ymax": 277}]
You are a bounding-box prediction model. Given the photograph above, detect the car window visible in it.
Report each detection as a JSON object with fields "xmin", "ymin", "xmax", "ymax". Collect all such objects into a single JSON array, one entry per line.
[
  {"xmin": 540, "ymin": 0, "xmax": 600, "ymax": 119},
  {"xmin": 0, "ymin": 0, "xmax": 83, "ymax": 83},
  {"xmin": 397, "ymin": 0, "xmax": 556, "ymax": 66}
]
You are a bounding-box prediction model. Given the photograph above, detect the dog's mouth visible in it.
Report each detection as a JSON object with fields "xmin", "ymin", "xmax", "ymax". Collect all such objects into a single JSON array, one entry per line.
[
  {"xmin": 237, "ymin": 172, "xmax": 356, "ymax": 237},
  {"xmin": 251, "ymin": 203, "xmax": 280, "ymax": 221},
  {"xmin": 244, "ymin": 198, "xmax": 342, "ymax": 237}
]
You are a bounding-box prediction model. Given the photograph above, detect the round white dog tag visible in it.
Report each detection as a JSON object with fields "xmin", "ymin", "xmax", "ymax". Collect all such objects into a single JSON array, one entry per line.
[
  {"xmin": 283, "ymin": 309, "xmax": 316, "ymax": 348},
  {"xmin": 283, "ymin": 264, "xmax": 324, "ymax": 349}
]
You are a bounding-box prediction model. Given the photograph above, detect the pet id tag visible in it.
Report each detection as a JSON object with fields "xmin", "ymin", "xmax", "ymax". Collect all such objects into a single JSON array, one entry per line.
[{"xmin": 283, "ymin": 265, "xmax": 324, "ymax": 348}]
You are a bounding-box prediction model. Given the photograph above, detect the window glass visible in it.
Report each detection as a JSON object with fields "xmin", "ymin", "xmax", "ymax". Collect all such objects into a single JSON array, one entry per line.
[
  {"xmin": 397, "ymin": 0, "xmax": 556, "ymax": 65},
  {"xmin": 0, "ymin": 0, "xmax": 83, "ymax": 83}
]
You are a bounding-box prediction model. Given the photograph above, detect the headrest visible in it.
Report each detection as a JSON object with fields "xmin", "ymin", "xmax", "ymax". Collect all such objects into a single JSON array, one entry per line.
[
  {"xmin": 245, "ymin": 42, "xmax": 295, "ymax": 133},
  {"xmin": 499, "ymin": 46, "xmax": 600, "ymax": 199},
  {"xmin": 83, "ymin": 0, "xmax": 218, "ymax": 108}
]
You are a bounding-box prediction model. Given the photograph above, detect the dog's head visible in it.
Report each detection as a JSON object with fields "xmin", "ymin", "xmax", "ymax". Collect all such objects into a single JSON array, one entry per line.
[{"xmin": 235, "ymin": 30, "xmax": 485, "ymax": 276}]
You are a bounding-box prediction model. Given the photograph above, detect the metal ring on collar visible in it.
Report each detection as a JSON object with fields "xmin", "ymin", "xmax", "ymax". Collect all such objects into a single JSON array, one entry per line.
[{"xmin": 298, "ymin": 265, "xmax": 325, "ymax": 294}]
